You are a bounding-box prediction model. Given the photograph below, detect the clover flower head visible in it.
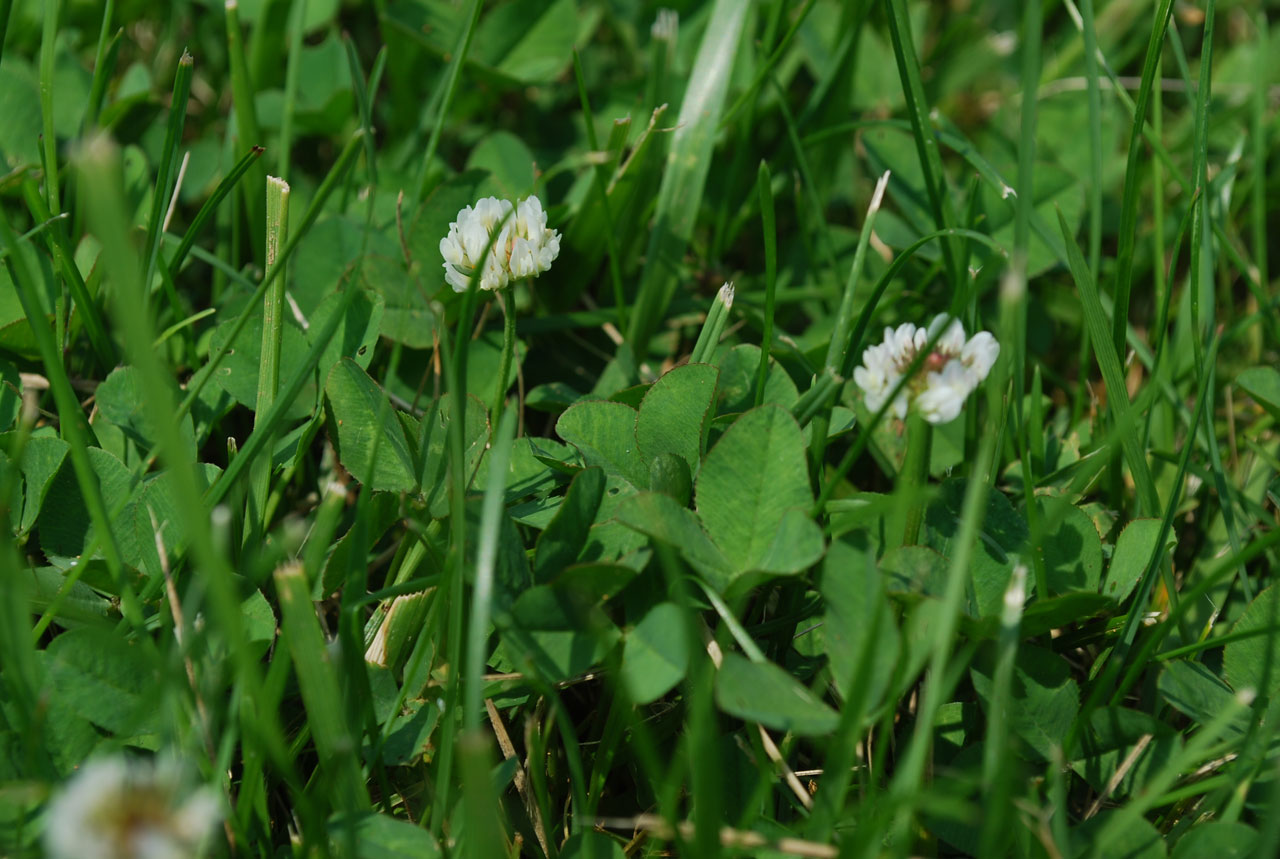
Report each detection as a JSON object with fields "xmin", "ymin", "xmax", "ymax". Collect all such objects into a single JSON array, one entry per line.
[
  {"xmin": 44, "ymin": 756, "xmax": 222, "ymax": 859},
  {"xmin": 852, "ymin": 314, "xmax": 1000, "ymax": 425},
  {"xmin": 651, "ymin": 8, "xmax": 678, "ymax": 42},
  {"xmin": 439, "ymin": 194, "xmax": 560, "ymax": 293}
]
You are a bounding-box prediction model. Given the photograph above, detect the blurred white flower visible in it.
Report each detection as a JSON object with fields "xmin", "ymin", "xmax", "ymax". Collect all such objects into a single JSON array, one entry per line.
[
  {"xmin": 651, "ymin": 8, "xmax": 678, "ymax": 42},
  {"xmin": 44, "ymin": 756, "xmax": 221, "ymax": 859},
  {"xmin": 439, "ymin": 194, "xmax": 560, "ymax": 293},
  {"xmin": 852, "ymin": 314, "xmax": 999, "ymax": 425}
]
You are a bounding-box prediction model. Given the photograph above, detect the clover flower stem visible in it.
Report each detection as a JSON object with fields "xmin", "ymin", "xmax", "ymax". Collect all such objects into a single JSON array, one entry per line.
[
  {"xmin": 492, "ymin": 288, "xmax": 518, "ymax": 426},
  {"xmin": 901, "ymin": 411, "xmax": 931, "ymax": 547}
]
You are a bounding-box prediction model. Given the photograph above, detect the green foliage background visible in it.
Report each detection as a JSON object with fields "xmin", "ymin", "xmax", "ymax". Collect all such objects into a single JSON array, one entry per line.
[{"xmin": 1, "ymin": 0, "xmax": 1279, "ymax": 856}]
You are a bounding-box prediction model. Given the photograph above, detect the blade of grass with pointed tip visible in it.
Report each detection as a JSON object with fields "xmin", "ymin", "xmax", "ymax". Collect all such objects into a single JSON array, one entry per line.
[
  {"xmin": 224, "ymin": 0, "xmax": 266, "ymax": 251},
  {"xmin": 177, "ymin": 132, "xmax": 362, "ymax": 428},
  {"xmin": 1109, "ymin": 0, "xmax": 1175, "ymax": 361},
  {"xmin": 21, "ymin": 184, "xmax": 116, "ymax": 368},
  {"xmin": 38, "ymin": 0, "xmax": 59, "ymax": 213},
  {"xmin": 883, "ymin": 0, "xmax": 964, "ymax": 293},
  {"xmin": 0, "ymin": 0, "xmax": 13, "ymax": 68},
  {"xmin": 1057, "ymin": 210, "xmax": 1160, "ymax": 517},
  {"xmin": 277, "ymin": 0, "xmax": 307, "ymax": 180},
  {"xmin": 754, "ymin": 161, "xmax": 777, "ymax": 408},
  {"xmin": 465, "ymin": 408, "xmax": 517, "ymax": 734},
  {"xmin": 0, "ymin": 214, "xmax": 141, "ymax": 629},
  {"xmin": 81, "ymin": 0, "xmax": 116, "ymax": 131},
  {"xmin": 573, "ymin": 49, "xmax": 626, "ymax": 330},
  {"xmin": 167, "ymin": 145, "xmax": 265, "ymax": 278},
  {"xmin": 625, "ymin": 0, "xmax": 748, "ymax": 360},
  {"xmin": 142, "ymin": 50, "xmax": 193, "ymax": 318},
  {"xmin": 414, "ymin": 0, "xmax": 483, "ymax": 201},
  {"xmin": 276, "ymin": 562, "xmax": 371, "ymax": 813}
]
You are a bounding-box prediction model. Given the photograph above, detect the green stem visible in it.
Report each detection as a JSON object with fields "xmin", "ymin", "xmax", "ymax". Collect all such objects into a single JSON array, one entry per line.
[
  {"xmin": 493, "ymin": 289, "xmax": 517, "ymax": 428},
  {"xmin": 901, "ymin": 411, "xmax": 932, "ymax": 546}
]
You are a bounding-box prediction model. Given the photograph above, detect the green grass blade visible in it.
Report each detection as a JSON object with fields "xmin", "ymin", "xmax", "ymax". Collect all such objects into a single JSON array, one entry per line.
[
  {"xmin": 276, "ymin": 561, "xmax": 372, "ymax": 812},
  {"xmin": 166, "ymin": 144, "xmax": 265, "ymax": 278},
  {"xmin": 0, "ymin": 213, "xmax": 142, "ymax": 629},
  {"xmin": 38, "ymin": 0, "xmax": 60, "ymax": 213},
  {"xmin": 464, "ymin": 408, "xmax": 517, "ymax": 734},
  {"xmin": 142, "ymin": 50, "xmax": 194, "ymax": 315},
  {"xmin": 625, "ymin": 0, "xmax": 748, "ymax": 361},
  {"xmin": 573, "ymin": 48, "xmax": 627, "ymax": 330},
  {"xmin": 1079, "ymin": 0, "xmax": 1104, "ymax": 275},
  {"xmin": 413, "ymin": 0, "xmax": 483, "ymax": 201},
  {"xmin": 20, "ymin": 185, "xmax": 117, "ymax": 368},
  {"xmin": 1108, "ymin": 0, "xmax": 1175, "ymax": 361},
  {"xmin": 1056, "ymin": 209, "xmax": 1160, "ymax": 517},
  {"xmin": 753, "ymin": 161, "xmax": 778, "ymax": 408},
  {"xmin": 0, "ymin": 0, "xmax": 13, "ymax": 68},
  {"xmin": 224, "ymin": 0, "xmax": 266, "ymax": 251},
  {"xmin": 277, "ymin": 0, "xmax": 307, "ymax": 180},
  {"xmin": 81, "ymin": 0, "xmax": 116, "ymax": 131},
  {"xmin": 883, "ymin": 0, "xmax": 963, "ymax": 292}
]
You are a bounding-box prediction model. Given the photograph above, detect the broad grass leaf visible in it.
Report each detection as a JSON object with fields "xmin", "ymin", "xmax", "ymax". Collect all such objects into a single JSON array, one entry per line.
[
  {"xmin": 534, "ymin": 467, "xmax": 606, "ymax": 582},
  {"xmin": 407, "ymin": 394, "xmax": 490, "ymax": 517},
  {"xmin": 489, "ymin": 0, "xmax": 578, "ymax": 84},
  {"xmin": 561, "ymin": 832, "xmax": 625, "ymax": 859},
  {"xmin": 616, "ymin": 491, "xmax": 732, "ymax": 589},
  {"xmin": 1158, "ymin": 661, "xmax": 1248, "ymax": 736},
  {"xmin": 1021, "ymin": 591, "xmax": 1112, "ymax": 637},
  {"xmin": 310, "ymin": 288, "xmax": 384, "ymax": 383},
  {"xmin": 328, "ymin": 812, "xmax": 441, "ymax": 857},
  {"xmin": 1104, "ymin": 519, "xmax": 1175, "ymax": 604},
  {"xmin": 0, "ymin": 59, "xmax": 41, "ymax": 168},
  {"xmin": 1170, "ymin": 822, "xmax": 1258, "ymax": 858},
  {"xmin": 209, "ymin": 317, "xmax": 315, "ymax": 422},
  {"xmin": 1237, "ymin": 367, "xmax": 1280, "ymax": 423},
  {"xmin": 556, "ymin": 400, "xmax": 647, "ymax": 488},
  {"xmin": 714, "ymin": 344, "xmax": 799, "ymax": 414},
  {"xmin": 1074, "ymin": 707, "xmax": 1181, "ymax": 800},
  {"xmin": 38, "ymin": 446, "xmax": 139, "ymax": 567},
  {"xmin": 822, "ymin": 541, "xmax": 897, "ymax": 706},
  {"xmin": 43, "ymin": 627, "xmax": 160, "ymax": 740},
  {"xmin": 7, "ymin": 434, "xmax": 68, "ymax": 536},
  {"xmin": 925, "ymin": 479, "xmax": 1027, "ymax": 616},
  {"xmin": 970, "ymin": 644, "xmax": 1078, "ymax": 762},
  {"xmin": 465, "ymin": 131, "xmax": 536, "ymax": 200},
  {"xmin": 1036, "ymin": 495, "xmax": 1103, "ymax": 595},
  {"xmin": 1223, "ymin": 585, "xmax": 1280, "ymax": 699},
  {"xmin": 881, "ymin": 545, "xmax": 948, "ymax": 599},
  {"xmin": 635, "ymin": 363, "xmax": 718, "ymax": 476},
  {"xmin": 501, "ymin": 585, "xmax": 619, "ymax": 682},
  {"xmin": 241, "ymin": 589, "xmax": 277, "ymax": 658},
  {"xmin": 714, "ymin": 652, "xmax": 839, "ymax": 736},
  {"xmin": 97, "ymin": 365, "xmax": 199, "ymax": 459},
  {"xmin": 621, "ymin": 602, "xmax": 688, "ymax": 705},
  {"xmin": 131, "ymin": 464, "xmax": 222, "ymax": 580},
  {"xmin": 325, "ymin": 358, "xmax": 416, "ymax": 492},
  {"xmin": 695, "ymin": 406, "xmax": 813, "ymax": 578},
  {"xmin": 1071, "ymin": 812, "xmax": 1166, "ymax": 859},
  {"xmin": 25, "ymin": 566, "xmax": 111, "ymax": 627}
]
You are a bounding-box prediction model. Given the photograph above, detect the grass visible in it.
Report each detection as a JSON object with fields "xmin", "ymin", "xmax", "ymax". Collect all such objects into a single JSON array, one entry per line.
[{"xmin": 1, "ymin": 1, "xmax": 1278, "ymax": 857}]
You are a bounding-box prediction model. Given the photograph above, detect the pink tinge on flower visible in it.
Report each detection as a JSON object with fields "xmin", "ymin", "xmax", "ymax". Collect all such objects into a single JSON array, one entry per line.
[{"xmin": 853, "ymin": 314, "xmax": 1000, "ymax": 425}]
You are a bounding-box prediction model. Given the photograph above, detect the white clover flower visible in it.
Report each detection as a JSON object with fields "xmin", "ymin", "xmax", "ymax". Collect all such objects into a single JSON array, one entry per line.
[
  {"xmin": 44, "ymin": 756, "xmax": 222, "ymax": 859},
  {"xmin": 853, "ymin": 314, "xmax": 999, "ymax": 425},
  {"xmin": 439, "ymin": 194, "xmax": 560, "ymax": 293},
  {"xmin": 651, "ymin": 8, "xmax": 678, "ymax": 42}
]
